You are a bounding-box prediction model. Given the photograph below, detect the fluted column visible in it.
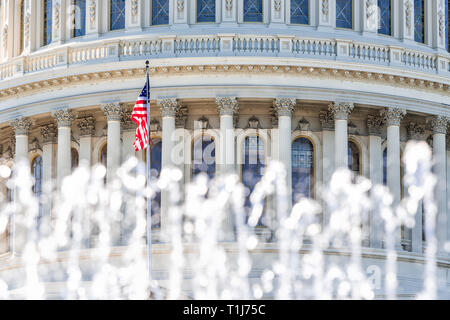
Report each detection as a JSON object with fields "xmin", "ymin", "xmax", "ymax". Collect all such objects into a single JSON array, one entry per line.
[
  {"xmin": 273, "ymin": 98, "xmax": 296, "ymax": 208},
  {"xmin": 9, "ymin": 117, "xmax": 32, "ymax": 164},
  {"xmin": 216, "ymin": 97, "xmax": 238, "ymax": 175},
  {"xmin": 101, "ymin": 103, "xmax": 123, "ymax": 182},
  {"xmin": 381, "ymin": 107, "xmax": 406, "ymax": 249},
  {"xmin": 52, "ymin": 109, "xmax": 75, "ymax": 188},
  {"xmin": 431, "ymin": 116, "xmax": 448, "ymax": 254},
  {"xmin": 367, "ymin": 115, "xmax": 384, "ymax": 248},
  {"xmin": 77, "ymin": 116, "xmax": 96, "ymax": 166},
  {"xmin": 329, "ymin": 102, "xmax": 354, "ymax": 170},
  {"xmin": 159, "ymin": 98, "xmax": 180, "ymax": 239},
  {"xmin": 40, "ymin": 123, "xmax": 57, "ymax": 216}
]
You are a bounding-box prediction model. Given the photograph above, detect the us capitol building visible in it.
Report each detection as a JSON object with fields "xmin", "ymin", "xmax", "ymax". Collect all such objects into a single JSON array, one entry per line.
[{"xmin": 0, "ymin": 0, "xmax": 449, "ymax": 299}]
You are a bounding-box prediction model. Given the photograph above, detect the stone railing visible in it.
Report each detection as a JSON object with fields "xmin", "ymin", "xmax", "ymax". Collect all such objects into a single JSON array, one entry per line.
[{"xmin": 0, "ymin": 34, "xmax": 449, "ymax": 81}]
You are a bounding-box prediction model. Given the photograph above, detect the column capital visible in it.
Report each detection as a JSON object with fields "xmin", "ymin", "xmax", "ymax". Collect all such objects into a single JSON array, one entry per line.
[
  {"xmin": 367, "ymin": 114, "xmax": 385, "ymax": 136},
  {"xmin": 40, "ymin": 123, "xmax": 58, "ymax": 144},
  {"xmin": 319, "ymin": 110, "xmax": 335, "ymax": 131},
  {"xmin": 158, "ymin": 98, "xmax": 180, "ymax": 117},
  {"xmin": 9, "ymin": 117, "xmax": 32, "ymax": 135},
  {"xmin": 406, "ymin": 122, "xmax": 426, "ymax": 140},
  {"xmin": 430, "ymin": 115, "xmax": 449, "ymax": 134},
  {"xmin": 52, "ymin": 109, "xmax": 76, "ymax": 128},
  {"xmin": 328, "ymin": 102, "xmax": 354, "ymax": 120},
  {"xmin": 381, "ymin": 107, "xmax": 406, "ymax": 126},
  {"xmin": 101, "ymin": 102, "xmax": 123, "ymax": 121},
  {"xmin": 274, "ymin": 98, "xmax": 296, "ymax": 117},
  {"xmin": 216, "ymin": 97, "xmax": 239, "ymax": 116},
  {"xmin": 77, "ymin": 116, "xmax": 96, "ymax": 136}
]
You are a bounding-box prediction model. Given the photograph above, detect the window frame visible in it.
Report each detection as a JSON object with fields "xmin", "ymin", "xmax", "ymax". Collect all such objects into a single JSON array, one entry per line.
[
  {"xmin": 109, "ymin": 0, "xmax": 126, "ymax": 31},
  {"xmin": 190, "ymin": 134, "xmax": 216, "ymax": 181},
  {"xmin": 291, "ymin": 135, "xmax": 315, "ymax": 201},
  {"xmin": 243, "ymin": 0, "xmax": 264, "ymax": 23},
  {"xmin": 150, "ymin": 0, "xmax": 170, "ymax": 26},
  {"xmin": 289, "ymin": 0, "xmax": 310, "ymax": 26},
  {"xmin": 335, "ymin": 0, "xmax": 354, "ymax": 30},
  {"xmin": 72, "ymin": 0, "xmax": 87, "ymax": 38},
  {"xmin": 196, "ymin": 0, "xmax": 217, "ymax": 24},
  {"xmin": 377, "ymin": 0, "xmax": 392, "ymax": 37}
]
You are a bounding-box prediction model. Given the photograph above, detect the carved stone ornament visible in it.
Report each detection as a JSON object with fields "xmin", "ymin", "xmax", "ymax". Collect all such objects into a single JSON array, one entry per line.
[
  {"xmin": 2, "ymin": 25, "xmax": 7, "ymax": 54},
  {"xmin": 41, "ymin": 123, "xmax": 58, "ymax": 143},
  {"xmin": 120, "ymin": 109, "xmax": 135, "ymax": 131},
  {"xmin": 177, "ymin": 0, "xmax": 184, "ymax": 12},
  {"xmin": 216, "ymin": 97, "xmax": 239, "ymax": 116},
  {"xmin": 24, "ymin": 14, "xmax": 31, "ymax": 45},
  {"xmin": 29, "ymin": 137, "xmax": 42, "ymax": 153},
  {"xmin": 328, "ymin": 102, "xmax": 354, "ymax": 120},
  {"xmin": 405, "ymin": 0, "xmax": 412, "ymax": 32},
  {"xmin": 246, "ymin": 116, "xmax": 261, "ymax": 129},
  {"xmin": 54, "ymin": 2, "xmax": 61, "ymax": 32},
  {"xmin": 158, "ymin": 98, "xmax": 179, "ymax": 117},
  {"xmin": 322, "ymin": 0, "xmax": 329, "ymax": 17},
  {"xmin": 380, "ymin": 107, "xmax": 406, "ymax": 126},
  {"xmin": 430, "ymin": 115, "xmax": 449, "ymax": 135},
  {"xmin": 195, "ymin": 116, "xmax": 210, "ymax": 130},
  {"xmin": 9, "ymin": 117, "xmax": 32, "ymax": 135},
  {"xmin": 175, "ymin": 106, "xmax": 188, "ymax": 128},
  {"xmin": 131, "ymin": 0, "xmax": 139, "ymax": 17},
  {"xmin": 348, "ymin": 121, "xmax": 358, "ymax": 135},
  {"xmin": 296, "ymin": 117, "xmax": 310, "ymax": 131},
  {"xmin": 274, "ymin": 98, "xmax": 296, "ymax": 117},
  {"xmin": 226, "ymin": 0, "xmax": 233, "ymax": 11},
  {"xmin": 274, "ymin": 0, "xmax": 281, "ymax": 12},
  {"xmin": 89, "ymin": 0, "xmax": 97, "ymax": 25},
  {"xmin": 367, "ymin": 114, "xmax": 384, "ymax": 136},
  {"xmin": 319, "ymin": 110, "xmax": 334, "ymax": 130},
  {"xmin": 52, "ymin": 109, "xmax": 76, "ymax": 128},
  {"xmin": 101, "ymin": 102, "xmax": 123, "ymax": 121},
  {"xmin": 438, "ymin": 10, "xmax": 445, "ymax": 39},
  {"xmin": 77, "ymin": 116, "xmax": 96, "ymax": 136},
  {"xmin": 406, "ymin": 122, "xmax": 425, "ymax": 140}
]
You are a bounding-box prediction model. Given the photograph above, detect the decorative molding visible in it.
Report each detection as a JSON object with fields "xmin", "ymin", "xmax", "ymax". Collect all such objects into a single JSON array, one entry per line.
[
  {"xmin": 225, "ymin": 0, "xmax": 233, "ymax": 11},
  {"xmin": 175, "ymin": 106, "xmax": 187, "ymax": 128},
  {"xmin": 295, "ymin": 117, "xmax": 310, "ymax": 131},
  {"xmin": 405, "ymin": 0, "xmax": 412, "ymax": 33},
  {"xmin": 216, "ymin": 97, "xmax": 239, "ymax": 116},
  {"xmin": 195, "ymin": 115, "xmax": 210, "ymax": 130},
  {"xmin": 319, "ymin": 110, "xmax": 334, "ymax": 131},
  {"xmin": 77, "ymin": 116, "xmax": 96, "ymax": 136},
  {"xmin": 101, "ymin": 102, "xmax": 123, "ymax": 121},
  {"xmin": 54, "ymin": 2, "xmax": 61, "ymax": 33},
  {"xmin": 131, "ymin": 0, "xmax": 139, "ymax": 17},
  {"xmin": 89, "ymin": 0, "xmax": 97, "ymax": 26},
  {"xmin": 9, "ymin": 117, "xmax": 32, "ymax": 135},
  {"xmin": 158, "ymin": 98, "xmax": 179, "ymax": 117},
  {"xmin": 24, "ymin": 14, "xmax": 31, "ymax": 46},
  {"xmin": 41, "ymin": 123, "xmax": 58, "ymax": 143},
  {"xmin": 273, "ymin": 98, "xmax": 296, "ymax": 117},
  {"xmin": 380, "ymin": 107, "xmax": 406, "ymax": 127},
  {"xmin": 177, "ymin": 0, "xmax": 184, "ymax": 13},
  {"xmin": 322, "ymin": 0, "xmax": 329, "ymax": 18},
  {"xmin": 367, "ymin": 114, "xmax": 384, "ymax": 136},
  {"xmin": 406, "ymin": 122, "xmax": 426, "ymax": 140},
  {"xmin": 29, "ymin": 137, "xmax": 42, "ymax": 153},
  {"xmin": 274, "ymin": 0, "xmax": 281, "ymax": 12},
  {"xmin": 328, "ymin": 102, "xmax": 354, "ymax": 120},
  {"xmin": 430, "ymin": 115, "xmax": 449, "ymax": 135},
  {"xmin": 348, "ymin": 121, "xmax": 358, "ymax": 135},
  {"xmin": 246, "ymin": 116, "xmax": 261, "ymax": 129},
  {"xmin": 52, "ymin": 109, "xmax": 76, "ymax": 128}
]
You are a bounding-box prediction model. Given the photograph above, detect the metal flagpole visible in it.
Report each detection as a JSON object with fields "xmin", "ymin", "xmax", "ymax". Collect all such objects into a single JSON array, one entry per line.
[{"xmin": 145, "ymin": 60, "xmax": 153, "ymax": 296}]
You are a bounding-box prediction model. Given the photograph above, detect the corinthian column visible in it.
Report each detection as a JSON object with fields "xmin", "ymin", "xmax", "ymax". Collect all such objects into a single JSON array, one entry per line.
[
  {"xmin": 158, "ymin": 98, "xmax": 180, "ymax": 240},
  {"xmin": 216, "ymin": 97, "xmax": 238, "ymax": 175},
  {"xmin": 9, "ymin": 117, "xmax": 32, "ymax": 164},
  {"xmin": 40, "ymin": 123, "xmax": 57, "ymax": 216},
  {"xmin": 52, "ymin": 109, "xmax": 76, "ymax": 188},
  {"xmin": 430, "ymin": 115, "xmax": 448, "ymax": 254},
  {"xmin": 77, "ymin": 116, "xmax": 96, "ymax": 166},
  {"xmin": 329, "ymin": 102, "xmax": 354, "ymax": 170},
  {"xmin": 381, "ymin": 107, "xmax": 406, "ymax": 249},
  {"xmin": 273, "ymin": 98, "xmax": 296, "ymax": 208},
  {"xmin": 101, "ymin": 103, "xmax": 123, "ymax": 182}
]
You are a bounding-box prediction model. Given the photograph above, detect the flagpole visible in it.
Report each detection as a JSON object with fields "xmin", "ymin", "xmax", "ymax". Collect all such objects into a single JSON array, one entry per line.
[{"xmin": 145, "ymin": 60, "xmax": 153, "ymax": 296}]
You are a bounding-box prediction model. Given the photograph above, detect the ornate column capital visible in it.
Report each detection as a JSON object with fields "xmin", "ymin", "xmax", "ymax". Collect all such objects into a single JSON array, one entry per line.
[
  {"xmin": 406, "ymin": 122, "xmax": 426, "ymax": 140},
  {"xmin": 9, "ymin": 117, "xmax": 32, "ymax": 135},
  {"xmin": 77, "ymin": 116, "xmax": 96, "ymax": 136},
  {"xmin": 158, "ymin": 98, "xmax": 180, "ymax": 117},
  {"xmin": 41, "ymin": 123, "xmax": 58, "ymax": 144},
  {"xmin": 274, "ymin": 98, "xmax": 296, "ymax": 117},
  {"xmin": 52, "ymin": 109, "xmax": 76, "ymax": 128},
  {"xmin": 367, "ymin": 114, "xmax": 385, "ymax": 136},
  {"xmin": 430, "ymin": 115, "xmax": 449, "ymax": 135},
  {"xmin": 380, "ymin": 107, "xmax": 406, "ymax": 127},
  {"xmin": 328, "ymin": 102, "xmax": 354, "ymax": 120},
  {"xmin": 319, "ymin": 110, "xmax": 334, "ymax": 131},
  {"xmin": 101, "ymin": 102, "xmax": 123, "ymax": 121},
  {"xmin": 216, "ymin": 97, "xmax": 239, "ymax": 116}
]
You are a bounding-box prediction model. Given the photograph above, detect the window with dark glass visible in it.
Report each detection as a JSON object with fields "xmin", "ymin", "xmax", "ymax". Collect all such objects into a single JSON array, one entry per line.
[
  {"xmin": 73, "ymin": 0, "xmax": 86, "ymax": 37},
  {"xmin": 192, "ymin": 135, "xmax": 215, "ymax": 180},
  {"xmin": 197, "ymin": 0, "xmax": 215, "ymax": 23},
  {"xmin": 336, "ymin": 0, "xmax": 352, "ymax": 29},
  {"xmin": 378, "ymin": 0, "xmax": 391, "ymax": 36},
  {"xmin": 151, "ymin": 0, "xmax": 169, "ymax": 25},
  {"xmin": 242, "ymin": 136, "xmax": 265, "ymax": 226},
  {"xmin": 110, "ymin": 0, "xmax": 125, "ymax": 30},
  {"xmin": 290, "ymin": 0, "xmax": 308, "ymax": 25},
  {"xmin": 150, "ymin": 139, "xmax": 162, "ymax": 228},
  {"xmin": 348, "ymin": 141, "xmax": 360, "ymax": 176},
  {"xmin": 414, "ymin": 0, "xmax": 425, "ymax": 43},
  {"xmin": 43, "ymin": 0, "xmax": 52, "ymax": 45},
  {"xmin": 243, "ymin": 0, "xmax": 263, "ymax": 23},
  {"xmin": 292, "ymin": 137, "xmax": 314, "ymax": 202}
]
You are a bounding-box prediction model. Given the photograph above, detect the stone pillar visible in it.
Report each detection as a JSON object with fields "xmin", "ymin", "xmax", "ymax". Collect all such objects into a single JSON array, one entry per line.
[
  {"xmin": 120, "ymin": 109, "xmax": 137, "ymax": 163},
  {"xmin": 367, "ymin": 115, "xmax": 384, "ymax": 248},
  {"xmin": 40, "ymin": 123, "xmax": 57, "ymax": 216},
  {"xmin": 329, "ymin": 102, "xmax": 354, "ymax": 170},
  {"xmin": 431, "ymin": 115, "xmax": 448, "ymax": 254},
  {"xmin": 273, "ymin": 98, "xmax": 296, "ymax": 208},
  {"xmin": 101, "ymin": 103, "xmax": 123, "ymax": 182},
  {"xmin": 77, "ymin": 116, "xmax": 96, "ymax": 166},
  {"xmin": 216, "ymin": 97, "xmax": 238, "ymax": 175},
  {"xmin": 381, "ymin": 107, "xmax": 406, "ymax": 249},
  {"xmin": 52, "ymin": 109, "xmax": 75, "ymax": 189},
  {"xmin": 158, "ymin": 98, "xmax": 179, "ymax": 239}
]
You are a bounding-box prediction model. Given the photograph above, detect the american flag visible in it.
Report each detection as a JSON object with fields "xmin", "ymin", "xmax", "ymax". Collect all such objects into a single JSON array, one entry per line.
[{"xmin": 131, "ymin": 74, "xmax": 150, "ymax": 151}]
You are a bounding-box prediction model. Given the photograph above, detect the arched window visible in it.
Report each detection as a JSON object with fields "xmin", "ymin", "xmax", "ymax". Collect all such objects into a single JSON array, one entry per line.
[
  {"xmin": 290, "ymin": 0, "xmax": 308, "ymax": 25},
  {"xmin": 348, "ymin": 140, "xmax": 360, "ymax": 176},
  {"xmin": 242, "ymin": 135, "xmax": 265, "ymax": 225},
  {"xmin": 292, "ymin": 137, "xmax": 314, "ymax": 202},
  {"xmin": 43, "ymin": 0, "xmax": 53, "ymax": 46},
  {"xmin": 151, "ymin": 0, "xmax": 169, "ymax": 25},
  {"xmin": 72, "ymin": 0, "xmax": 86, "ymax": 37},
  {"xmin": 243, "ymin": 0, "xmax": 263, "ymax": 23},
  {"xmin": 32, "ymin": 156, "xmax": 43, "ymax": 225},
  {"xmin": 110, "ymin": 0, "xmax": 125, "ymax": 31},
  {"xmin": 192, "ymin": 135, "xmax": 215, "ymax": 180},
  {"xmin": 197, "ymin": 0, "xmax": 215, "ymax": 23},
  {"xmin": 336, "ymin": 0, "xmax": 352, "ymax": 29},
  {"xmin": 150, "ymin": 138, "xmax": 162, "ymax": 228},
  {"xmin": 71, "ymin": 148, "xmax": 79, "ymax": 169},
  {"xmin": 414, "ymin": 0, "xmax": 425, "ymax": 43},
  {"xmin": 377, "ymin": 0, "xmax": 391, "ymax": 36}
]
